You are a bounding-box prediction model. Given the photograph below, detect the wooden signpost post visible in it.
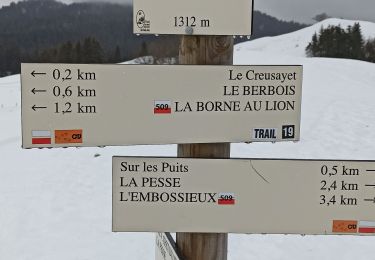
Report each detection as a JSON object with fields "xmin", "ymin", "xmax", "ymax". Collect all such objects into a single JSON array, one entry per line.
[{"xmin": 176, "ymin": 35, "xmax": 233, "ymax": 260}]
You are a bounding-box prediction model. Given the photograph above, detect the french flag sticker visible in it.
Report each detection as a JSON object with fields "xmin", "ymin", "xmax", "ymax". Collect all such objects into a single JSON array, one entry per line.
[
  {"xmin": 154, "ymin": 100, "xmax": 172, "ymax": 114},
  {"xmin": 218, "ymin": 193, "xmax": 235, "ymax": 205},
  {"xmin": 32, "ymin": 130, "xmax": 51, "ymax": 145}
]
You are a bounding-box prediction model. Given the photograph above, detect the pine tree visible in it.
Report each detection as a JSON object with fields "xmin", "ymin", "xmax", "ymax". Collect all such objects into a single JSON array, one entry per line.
[
  {"xmin": 305, "ymin": 23, "xmax": 367, "ymax": 62},
  {"xmin": 138, "ymin": 41, "xmax": 148, "ymax": 58},
  {"xmin": 82, "ymin": 37, "xmax": 104, "ymax": 63},
  {"xmin": 333, "ymin": 25, "xmax": 346, "ymax": 58},
  {"xmin": 90, "ymin": 38, "xmax": 104, "ymax": 63},
  {"xmin": 58, "ymin": 41, "xmax": 74, "ymax": 63},
  {"xmin": 114, "ymin": 45, "xmax": 121, "ymax": 62},
  {"xmin": 350, "ymin": 23, "xmax": 364, "ymax": 59},
  {"xmin": 313, "ymin": 13, "xmax": 330, "ymax": 22},
  {"xmin": 311, "ymin": 33, "xmax": 319, "ymax": 56},
  {"xmin": 108, "ymin": 45, "xmax": 122, "ymax": 63},
  {"xmin": 364, "ymin": 39, "xmax": 375, "ymax": 63},
  {"xmin": 306, "ymin": 33, "xmax": 318, "ymax": 57},
  {"xmin": 82, "ymin": 37, "xmax": 92, "ymax": 63},
  {"xmin": 75, "ymin": 42, "xmax": 82, "ymax": 63}
]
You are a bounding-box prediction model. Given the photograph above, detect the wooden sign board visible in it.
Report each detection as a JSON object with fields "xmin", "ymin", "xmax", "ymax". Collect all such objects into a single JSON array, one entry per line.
[
  {"xmin": 21, "ymin": 63, "xmax": 302, "ymax": 148},
  {"xmin": 155, "ymin": 233, "xmax": 182, "ymax": 260},
  {"xmin": 112, "ymin": 157, "xmax": 375, "ymax": 235},
  {"xmin": 133, "ymin": 0, "xmax": 253, "ymax": 35}
]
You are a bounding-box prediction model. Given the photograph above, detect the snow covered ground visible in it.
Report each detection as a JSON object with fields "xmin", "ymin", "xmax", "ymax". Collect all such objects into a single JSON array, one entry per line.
[{"xmin": 1, "ymin": 19, "xmax": 375, "ymax": 259}]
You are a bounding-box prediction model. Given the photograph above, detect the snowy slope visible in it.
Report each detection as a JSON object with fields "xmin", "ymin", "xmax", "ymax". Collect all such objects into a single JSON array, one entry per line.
[
  {"xmin": 236, "ymin": 18, "xmax": 375, "ymax": 57},
  {"xmin": 1, "ymin": 19, "xmax": 375, "ymax": 259}
]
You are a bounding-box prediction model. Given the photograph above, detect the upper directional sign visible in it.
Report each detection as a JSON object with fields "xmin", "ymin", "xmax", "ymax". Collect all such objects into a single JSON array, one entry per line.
[
  {"xmin": 133, "ymin": 0, "xmax": 253, "ymax": 36},
  {"xmin": 21, "ymin": 63, "xmax": 302, "ymax": 148},
  {"xmin": 113, "ymin": 157, "xmax": 375, "ymax": 235}
]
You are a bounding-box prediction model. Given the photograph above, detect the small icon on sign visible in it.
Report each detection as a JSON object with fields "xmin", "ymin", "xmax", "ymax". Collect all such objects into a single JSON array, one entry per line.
[
  {"xmin": 136, "ymin": 10, "xmax": 145, "ymax": 28},
  {"xmin": 282, "ymin": 125, "xmax": 295, "ymax": 139},
  {"xmin": 154, "ymin": 100, "xmax": 172, "ymax": 114},
  {"xmin": 136, "ymin": 10, "xmax": 150, "ymax": 31},
  {"xmin": 32, "ymin": 130, "xmax": 51, "ymax": 145},
  {"xmin": 332, "ymin": 220, "xmax": 358, "ymax": 233},
  {"xmin": 55, "ymin": 129, "xmax": 83, "ymax": 144},
  {"xmin": 218, "ymin": 193, "xmax": 235, "ymax": 205},
  {"xmin": 358, "ymin": 221, "xmax": 375, "ymax": 233}
]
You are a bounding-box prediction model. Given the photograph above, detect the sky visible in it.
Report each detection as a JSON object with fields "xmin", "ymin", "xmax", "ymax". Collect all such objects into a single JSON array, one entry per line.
[{"xmin": 0, "ymin": 0, "xmax": 374, "ymax": 24}]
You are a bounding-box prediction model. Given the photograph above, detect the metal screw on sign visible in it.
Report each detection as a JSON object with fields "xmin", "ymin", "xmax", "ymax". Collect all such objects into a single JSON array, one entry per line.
[{"xmin": 185, "ymin": 26, "xmax": 194, "ymax": 35}]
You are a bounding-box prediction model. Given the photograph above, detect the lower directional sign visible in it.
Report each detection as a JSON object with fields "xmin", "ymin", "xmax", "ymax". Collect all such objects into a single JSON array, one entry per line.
[
  {"xmin": 155, "ymin": 233, "xmax": 182, "ymax": 260},
  {"xmin": 21, "ymin": 63, "xmax": 302, "ymax": 148},
  {"xmin": 112, "ymin": 157, "xmax": 375, "ymax": 235}
]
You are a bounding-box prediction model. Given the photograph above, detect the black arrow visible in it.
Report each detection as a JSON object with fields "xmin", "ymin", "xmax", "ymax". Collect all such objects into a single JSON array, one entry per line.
[
  {"xmin": 32, "ymin": 105, "xmax": 47, "ymax": 111},
  {"xmin": 31, "ymin": 70, "xmax": 46, "ymax": 77},
  {"xmin": 364, "ymin": 198, "xmax": 375, "ymax": 203},
  {"xmin": 367, "ymin": 170, "xmax": 375, "ymax": 173},
  {"xmin": 31, "ymin": 88, "xmax": 46, "ymax": 95},
  {"xmin": 365, "ymin": 184, "xmax": 375, "ymax": 187}
]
